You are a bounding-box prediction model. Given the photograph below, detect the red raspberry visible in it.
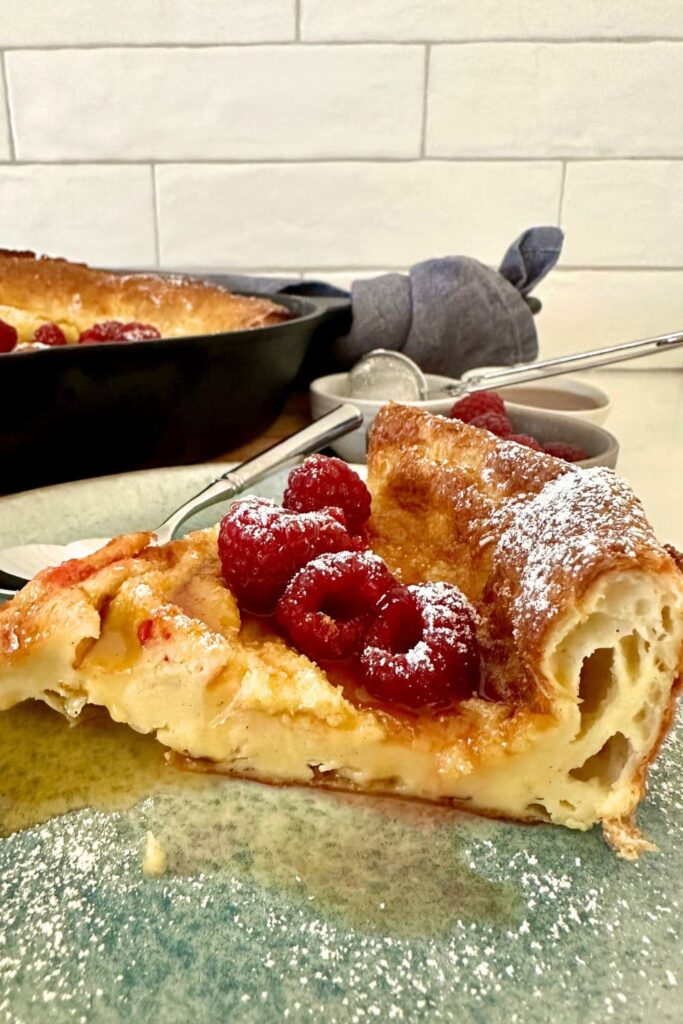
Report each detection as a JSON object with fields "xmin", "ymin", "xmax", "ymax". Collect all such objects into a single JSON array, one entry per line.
[
  {"xmin": 360, "ymin": 582, "xmax": 480, "ymax": 710},
  {"xmin": 449, "ymin": 390, "xmax": 506, "ymax": 423},
  {"xmin": 284, "ymin": 455, "xmax": 372, "ymax": 535},
  {"xmin": 119, "ymin": 322, "xmax": 162, "ymax": 341},
  {"xmin": 276, "ymin": 551, "xmax": 397, "ymax": 662},
  {"xmin": 33, "ymin": 322, "xmax": 67, "ymax": 347},
  {"xmin": 79, "ymin": 320, "xmax": 161, "ymax": 343},
  {"xmin": 79, "ymin": 321, "xmax": 126, "ymax": 344},
  {"xmin": 507, "ymin": 433, "xmax": 543, "ymax": 452},
  {"xmin": 469, "ymin": 411, "xmax": 512, "ymax": 437},
  {"xmin": 543, "ymin": 441, "xmax": 588, "ymax": 463},
  {"xmin": 0, "ymin": 319, "xmax": 18, "ymax": 353},
  {"xmin": 218, "ymin": 497, "xmax": 356, "ymax": 613}
]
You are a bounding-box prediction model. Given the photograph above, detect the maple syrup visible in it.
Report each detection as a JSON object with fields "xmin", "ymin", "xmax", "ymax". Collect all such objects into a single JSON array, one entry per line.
[{"xmin": 0, "ymin": 701, "xmax": 520, "ymax": 936}]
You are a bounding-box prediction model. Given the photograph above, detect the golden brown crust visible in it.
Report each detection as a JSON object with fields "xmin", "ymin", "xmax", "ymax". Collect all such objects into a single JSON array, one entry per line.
[
  {"xmin": 367, "ymin": 404, "xmax": 682, "ymax": 706},
  {"xmin": 366, "ymin": 402, "xmax": 570, "ymax": 599},
  {"xmin": 0, "ymin": 532, "xmax": 149, "ymax": 656},
  {"xmin": 0, "ymin": 529, "xmax": 226, "ymax": 660},
  {"xmin": 601, "ymin": 817, "xmax": 658, "ymax": 860},
  {"xmin": 665, "ymin": 544, "xmax": 683, "ymax": 573},
  {"xmin": 170, "ymin": 749, "xmax": 563, "ymax": 827},
  {"xmin": 629, "ymin": 672, "xmax": 682, "ymax": 816},
  {"xmin": 0, "ymin": 249, "xmax": 291, "ymax": 340}
]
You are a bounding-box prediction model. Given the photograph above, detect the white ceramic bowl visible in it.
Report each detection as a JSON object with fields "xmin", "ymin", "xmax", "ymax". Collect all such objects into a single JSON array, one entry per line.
[
  {"xmin": 310, "ymin": 372, "xmax": 455, "ymax": 463},
  {"xmin": 505, "ymin": 407, "xmax": 618, "ymax": 469},
  {"xmin": 460, "ymin": 368, "xmax": 611, "ymax": 425},
  {"xmin": 309, "ymin": 372, "xmax": 619, "ymax": 468}
]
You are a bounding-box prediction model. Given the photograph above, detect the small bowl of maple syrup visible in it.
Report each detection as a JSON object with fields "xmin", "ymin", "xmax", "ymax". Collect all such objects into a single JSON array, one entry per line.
[{"xmin": 461, "ymin": 369, "xmax": 611, "ymax": 425}]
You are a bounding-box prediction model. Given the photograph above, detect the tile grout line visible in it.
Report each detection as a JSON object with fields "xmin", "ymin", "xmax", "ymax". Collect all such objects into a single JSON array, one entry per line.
[
  {"xmin": 1, "ymin": 156, "xmax": 682, "ymax": 166},
  {"xmin": 0, "ymin": 52, "xmax": 16, "ymax": 160},
  {"xmin": 551, "ymin": 265, "xmax": 683, "ymax": 272},
  {"xmin": 419, "ymin": 44, "xmax": 431, "ymax": 157},
  {"xmin": 295, "ymin": 0, "xmax": 301, "ymax": 41},
  {"xmin": 0, "ymin": 38, "xmax": 682, "ymax": 50},
  {"xmin": 150, "ymin": 164, "xmax": 161, "ymax": 267},
  {"xmin": 157, "ymin": 264, "xmax": 683, "ymax": 274},
  {"xmin": 557, "ymin": 160, "xmax": 568, "ymax": 225}
]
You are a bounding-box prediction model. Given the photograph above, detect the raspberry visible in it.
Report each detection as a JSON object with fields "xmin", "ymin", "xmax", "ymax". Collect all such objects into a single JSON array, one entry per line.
[
  {"xmin": 469, "ymin": 410, "xmax": 512, "ymax": 438},
  {"xmin": 119, "ymin": 322, "xmax": 162, "ymax": 341},
  {"xmin": 78, "ymin": 320, "xmax": 160, "ymax": 344},
  {"xmin": 449, "ymin": 390, "xmax": 506, "ymax": 423},
  {"xmin": 276, "ymin": 551, "xmax": 397, "ymax": 662},
  {"xmin": 0, "ymin": 319, "xmax": 18, "ymax": 354},
  {"xmin": 33, "ymin": 322, "xmax": 67, "ymax": 347},
  {"xmin": 360, "ymin": 582, "xmax": 480, "ymax": 710},
  {"xmin": 284, "ymin": 455, "xmax": 372, "ymax": 534},
  {"xmin": 543, "ymin": 441, "xmax": 588, "ymax": 463},
  {"xmin": 79, "ymin": 321, "xmax": 126, "ymax": 344},
  {"xmin": 507, "ymin": 433, "xmax": 543, "ymax": 452},
  {"xmin": 218, "ymin": 497, "xmax": 356, "ymax": 613}
]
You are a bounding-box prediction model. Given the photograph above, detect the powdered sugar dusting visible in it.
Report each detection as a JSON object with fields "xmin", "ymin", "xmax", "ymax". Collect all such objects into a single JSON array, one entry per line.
[
  {"xmin": 299, "ymin": 549, "xmax": 386, "ymax": 579},
  {"xmin": 493, "ymin": 466, "xmax": 662, "ymax": 639},
  {"xmin": 395, "ymin": 638, "xmax": 435, "ymax": 674},
  {"xmin": 409, "ymin": 581, "xmax": 478, "ymax": 625},
  {"xmin": 229, "ymin": 497, "xmax": 347, "ymax": 537}
]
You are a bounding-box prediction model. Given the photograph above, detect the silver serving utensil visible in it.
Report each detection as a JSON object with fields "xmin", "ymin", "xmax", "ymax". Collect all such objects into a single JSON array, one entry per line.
[
  {"xmin": 349, "ymin": 329, "xmax": 683, "ymax": 401},
  {"xmin": 348, "ymin": 349, "xmax": 428, "ymax": 401},
  {"xmin": 0, "ymin": 402, "xmax": 362, "ymax": 594},
  {"xmin": 447, "ymin": 327, "xmax": 683, "ymax": 398}
]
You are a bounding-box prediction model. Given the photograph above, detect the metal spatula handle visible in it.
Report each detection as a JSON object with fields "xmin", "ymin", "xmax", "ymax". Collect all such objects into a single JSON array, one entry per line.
[
  {"xmin": 153, "ymin": 402, "xmax": 362, "ymax": 545},
  {"xmin": 450, "ymin": 328, "xmax": 683, "ymax": 396}
]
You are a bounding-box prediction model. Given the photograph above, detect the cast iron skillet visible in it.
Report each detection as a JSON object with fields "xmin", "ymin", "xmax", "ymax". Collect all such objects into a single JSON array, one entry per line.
[{"xmin": 0, "ymin": 291, "xmax": 351, "ymax": 494}]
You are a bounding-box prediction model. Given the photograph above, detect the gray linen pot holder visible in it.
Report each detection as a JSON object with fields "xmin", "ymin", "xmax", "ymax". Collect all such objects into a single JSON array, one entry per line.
[{"xmin": 204, "ymin": 225, "xmax": 563, "ymax": 379}]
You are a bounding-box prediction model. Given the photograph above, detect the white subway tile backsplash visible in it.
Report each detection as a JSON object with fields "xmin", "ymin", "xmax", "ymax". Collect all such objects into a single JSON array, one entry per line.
[
  {"xmin": 1, "ymin": 10, "xmax": 681, "ymax": 297},
  {"xmin": 302, "ymin": 1, "xmax": 683, "ymax": 42},
  {"xmin": 156, "ymin": 161, "xmax": 562, "ymax": 269},
  {"xmin": 232, "ymin": 271, "xmax": 303, "ymax": 281},
  {"xmin": 0, "ymin": 165, "xmax": 156, "ymax": 266},
  {"xmin": 427, "ymin": 43, "xmax": 683, "ymax": 158},
  {"xmin": 535, "ymin": 270, "xmax": 683, "ymax": 367},
  {"xmin": 6, "ymin": 46, "xmax": 424, "ymax": 161},
  {"xmin": 562, "ymin": 162, "xmax": 683, "ymax": 267},
  {"xmin": 0, "ymin": 71, "xmax": 10, "ymax": 160},
  {"xmin": 0, "ymin": 0, "xmax": 295, "ymax": 45}
]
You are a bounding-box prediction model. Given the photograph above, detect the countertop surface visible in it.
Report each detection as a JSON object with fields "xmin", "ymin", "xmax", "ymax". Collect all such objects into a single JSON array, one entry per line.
[{"xmin": 581, "ymin": 367, "xmax": 682, "ymax": 547}]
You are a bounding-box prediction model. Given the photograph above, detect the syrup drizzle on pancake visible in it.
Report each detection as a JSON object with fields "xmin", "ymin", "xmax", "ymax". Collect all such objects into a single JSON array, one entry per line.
[{"xmin": 0, "ymin": 701, "xmax": 520, "ymax": 937}]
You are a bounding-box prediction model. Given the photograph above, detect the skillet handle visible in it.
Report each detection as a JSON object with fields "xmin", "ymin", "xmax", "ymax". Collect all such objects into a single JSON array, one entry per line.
[
  {"xmin": 286, "ymin": 291, "xmax": 353, "ymax": 328},
  {"xmin": 291, "ymin": 293, "xmax": 353, "ymax": 382}
]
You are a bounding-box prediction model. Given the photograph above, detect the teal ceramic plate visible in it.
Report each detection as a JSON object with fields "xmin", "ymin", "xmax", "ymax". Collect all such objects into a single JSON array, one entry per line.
[{"xmin": 1, "ymin": 466, "xmax": 682, "ymax": 1023}]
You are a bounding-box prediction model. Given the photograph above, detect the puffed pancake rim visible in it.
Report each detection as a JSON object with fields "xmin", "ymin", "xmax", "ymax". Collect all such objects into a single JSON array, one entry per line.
[
  {"xmin": 1, "ymin": 406, "xmax": 682, "ymax": 857},
  {"xmin": 0, "ymin": 248, "xmax": 290, "ymax": 344}
]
